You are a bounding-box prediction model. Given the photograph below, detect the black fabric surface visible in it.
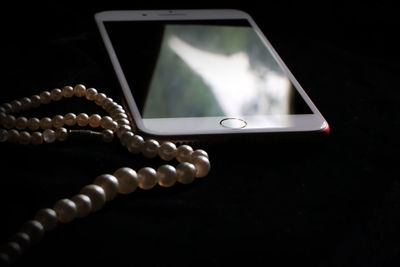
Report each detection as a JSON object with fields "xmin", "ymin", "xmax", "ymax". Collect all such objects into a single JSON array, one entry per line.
[{"xmin": 1, "ymin": 1, "xmax": 399, "ymax": 266}]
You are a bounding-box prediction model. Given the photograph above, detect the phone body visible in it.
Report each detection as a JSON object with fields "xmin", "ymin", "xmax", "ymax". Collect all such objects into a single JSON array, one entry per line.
[{"xmin": 95, "ymin": 9, "xmax": 329, "ymax": 141}]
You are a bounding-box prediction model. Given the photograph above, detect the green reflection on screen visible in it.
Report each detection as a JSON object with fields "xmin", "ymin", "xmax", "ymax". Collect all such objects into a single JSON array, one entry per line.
[{"xmin": 143, "ymin": 24, "xmax": 292, "ymax": 118}]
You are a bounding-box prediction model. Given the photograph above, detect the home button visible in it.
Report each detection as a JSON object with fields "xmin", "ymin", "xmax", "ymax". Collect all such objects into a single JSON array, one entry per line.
[{"xmin": 220, "ymin": 118, "xmax": 247, "ymax": 129}]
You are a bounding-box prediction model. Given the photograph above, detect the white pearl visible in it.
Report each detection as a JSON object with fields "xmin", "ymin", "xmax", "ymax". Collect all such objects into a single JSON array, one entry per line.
[
  {"xmin": 93, "ymin": 174, "xmax": 119, "ymax": 201},
  {"xmin": 39, "ymin": 91, "xmax": 51, "ymax": 104},
  {"xmin": 157, "ymin": 165, "xmax": 177, "ymax": 187},
  {"xmin": 15, "ymin": 117, "xmax": 27, "ymax": 130},
  {"xmin": 30, "ymin": 95, "xmax": 41, "ymax": 108},
  {"xmin": 71, "ymin": 194, "xmax": 92, "ymax": 218},
  {"xmin": 80, "ymin": 184, "xmax": 106, "ymax": 212},
  {"xmin": 73, "ymin": 84, "xmax": 86, "ymax": 97},
  {"xmin": 9, "ymin": 233, "xmax": 30, "ymax": 253},
  {"xmin": 138, "ymin": 167, "xmax": 157, "ymax": 190},
  {"xmin": 101, "ymin": 129, "xmax": 114, "ymax": 143},
  {"xmin": 76, "ymin": 113, "xmax": 89, "ymax": 127},
  {"xmin": 176, "ymin": 162, "xmax": 196, "ymax": 184},
  {"xmin": 43, "ymin": 129, "xmax": 56, "ymax": 143},
  {"xmin": 53, "ymin": 199, "xmax": 77, "ymax": 223},
  {"xmin": 86, "ymin": 88, "xmax": 98, "ymax": 101},
  {"xmin": 191, "ymin": 149, "xmax": 209, "ymax": 159},
  {"xmin": 27, "ymin": 117, "xmax": 40, "ymax": 131},
  {"xmin": 52, "ymin": 115, "xmax": 64, "ymax": 128},
  {"xmin": 20, "ymin": 220, "xmax": 44, "ymax": 244},
  {"xmin": 50, "ymin": 88, "xmax": 63, "ymax": 101},
  {"xmin": 159, "ymin": 142, "xmax": 177, "ymax": 161},
  {"xmin": 34, "ymin": 208, "xmax": 58, "ymax": 231},
  {"xmin": 31, "ymin": 132, "xmax": 43, "ymax": 145},
  {"xmin": 127, "ymin": 134, "xmax": 144, "ymax": 153},
  {"xmin": 113, "ymin": 167, "xmax": 138, "ymax": 194},
  {"xmin": 63, "ymin": 113, "xmax": 76, "ymax": 126},
  {"xmin": 40, "ymin": 117, "xmax": 52, "ymax": 129},
  {"xmin": 191, "ymin": 156, "xmax": 211, "ymax": 178},
  {"xmin": 176, "ymin": 145, "xmax": 193, "ymax": 163},
  {"xmin": 0, "ymin": 241, "xmax": 21, "ymax": 263},
  {"xmin": 0, "ymin": 129, "xmax": 8, "ymax": 142},
  {"xmin": 61, "ymin": 86, "xmax": 74, "ymax": 98},
  {"xmin": 120, "ymin": 131, "xmax": 134, "ymax": 147},
  {"xmin": 18, "ymin": 131, "xmax": 31, "ymax": 145},
  {"xmin": 142, "ymin": 139, "xmax": 159, "ymax": 158}
]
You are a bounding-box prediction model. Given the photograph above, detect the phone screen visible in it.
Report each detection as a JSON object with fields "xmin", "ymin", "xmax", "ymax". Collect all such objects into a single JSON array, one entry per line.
[{"xmin": 104, "ymin": 20, "xmax": 312, "ymax": 119}]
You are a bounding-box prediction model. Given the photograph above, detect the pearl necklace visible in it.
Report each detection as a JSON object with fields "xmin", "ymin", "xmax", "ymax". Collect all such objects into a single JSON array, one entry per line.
[{"xmin": 0, "ymin": 84, "xmax": 211, "ymax": 264}]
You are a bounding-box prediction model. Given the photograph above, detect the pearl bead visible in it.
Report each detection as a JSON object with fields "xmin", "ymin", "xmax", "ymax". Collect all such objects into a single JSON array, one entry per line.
[
  {"xmin": 102, "ymin": 97, "xmax": 114, "ymax": 110},
  {"xmin": 20, "ymin": 97, "xmax": 32, "ymax": 110},
  {"xmin": 0, "ymin": 242, "xmax": 21, "ymax": 263},
  {"xmin": 80, "ymin": 184, "xmax": 106, "ymax": 212},
  {"xmin": 112, "ymin": 112, "xmax": 128, "ymax": 121},
  {"xmin": 159, "ymin": 142, "xmax": 177, "ymax": 161},
  {"xmin": 86, "ymin": 88, "xmax": 98, "ymax": 101},
  {"xmin": 88, "ymin": 114, "xmax": 101, "ymax": 128},
  {"xmin": 101, "ymin": 129, "xmax": 114, "ymax": 142},
  {"xmin": 39, "ymin": 91, "xmax": 51, "ymax": 104},
  {"xmin": 4, "ymin": 114, "xmax": 15, "ymax": 129},
  {"xmin": 7, "ymin": 129, "xmax": 19, "ymax": 143},
  {"xmin": 120, "ymin": 131, "xmax": 134, "ymax": 147},
  {"xmin": 76, "ymin": 113, "xmax": 89, "ymax": 127},
  {"xmin": 73, "ymin": 84, "xmax": 86, "ymax": 97},
  {"xmin": 18, "ymin": 131, "xmax": 31, "ymax": 145},
  {"xmin": 2, "ymin": 103, "xmax": 12, "ymax": 113},
  {"xmin": 95, "ymin": 93, "xmax": 107, "ymax": 106},
  {"xmin": 176, "ymin": 145, "xmax": 193, "ymax": 163},
  {"xmin": 10, "ymin": 100, "xmax": 22, "ymax": 113},
  {"xmin": 43, "ymin": 129, "xmax": 56, "ymax": 143},
  {"xmin": 127, "ymin": 134, "xmax": 144, "ymax": 153},
  {"xmin": 31, "ymin": 132, "xmax": 43, "ymax": 145},
  {"xmin": 63, "ymin": 113, "xmax": 76, "ymax": 126},
  {"xmin": 30, "ymin": 95, "xmax": 41, "ymax": 108},
  {"xmin": 157, "ymin": 165, "xmax": 177, "ymax": 187},
  {"xmin": 71, "ymin": 194, "xmax": 92, "ymax": 218},
  {"xmin": 39, "ymin": 117, "xmax": 52, "ymax": 129},
  {"xmin": 94, "ymin": 174, "xmax": 119, "ymax": 201},
  {"xmin": 9, "ymin": 233, "xmax": 30, "ymax": 253},
  {"xmin": 176, "ymin": 162, "xmax": 196, "ymax": 184},
  {"xmin": 27, "ymin": 117, "xmax": 40, "ymax": 131},
  {"xmin": 138, "ymin": 167, "xmax": 157, "ymax": 190},
  {"xmin": 15, "ymin": 117, "xmax": 27, "ymax": 130},
  {"xmin": 0, "ymin": 129, "xmax": 8, "ymax": 142},
  {"xmin": 55, "ymin": 127, "xmax": 68, "ymax": 141},
  {"xmin": 34, "ymin": 208, "xmax": 58, "ymax": 231},
  {"xmin": 50, "ymin": 88, "xmax": 63, "ymax": 101},
  {"xmin": 191, "ymin": 149, "xmax": 209, "ymax": 160},
  {"xmin": 113, "ymin": 167, "xmax": 138, "ymax": 194},
  {"xmin": 116, "ymin": 124, "xmax": 132, "ymax": 138},
  {"xmin": 142, "ymin": 139, "xmax": 160, "ymax": 158},
  {"xmin": 191, "ymin": 156, "xmax": 211, "ymax": 178},
  {"xmin": 52, "ymin": 115, "xmax": 64, "ymax": 128},
  {"xmin": 100, "ymin": 116, "xmax": 115, "ymax": 130},
  {"xmin": 20, "ymin": 220, "xmax": 44, "ymax": 244},
  {"xmin": 116, "ymin": 118, "xmax": 130, "ymax": 126},
  {"xmin": 53, "ymin": 199, "xmax": 77, "ymax": 223},
  {"xmin": 61, "ymin": 86, "xmax": 74, "ymax": 98},
  {"xmin": 0, "ymin": 112, "xmax": 6, "ymax": 125}
]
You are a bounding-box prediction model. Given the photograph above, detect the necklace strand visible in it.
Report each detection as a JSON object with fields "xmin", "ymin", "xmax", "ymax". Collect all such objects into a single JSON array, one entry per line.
[{"xmin": 0, "ymin": 84, "xmax": 210, "ymax": 264}]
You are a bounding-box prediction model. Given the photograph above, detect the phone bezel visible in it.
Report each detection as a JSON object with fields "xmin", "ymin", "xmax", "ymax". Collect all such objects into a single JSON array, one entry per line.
[{"xmin": 95, "ymin": 9, "xmax": 329, "ymax": 137}]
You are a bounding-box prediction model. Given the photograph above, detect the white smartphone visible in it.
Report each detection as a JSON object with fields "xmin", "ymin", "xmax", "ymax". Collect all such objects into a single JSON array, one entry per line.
[{"xmin": 95, "ymin": 9, "xmax": 329, "ymax": 140}]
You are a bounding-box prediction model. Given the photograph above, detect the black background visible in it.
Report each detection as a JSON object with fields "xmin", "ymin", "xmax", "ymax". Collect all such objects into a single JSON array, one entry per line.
[{"xmin": 0, "ymin": 1, "xmax": 399, "ymax": 266}]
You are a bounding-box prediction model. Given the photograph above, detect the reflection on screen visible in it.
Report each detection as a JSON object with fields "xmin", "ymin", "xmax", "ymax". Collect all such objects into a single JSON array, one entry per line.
[{"xmin": 143, "ymin": 25, "xmax": 293, "ymax": 118}]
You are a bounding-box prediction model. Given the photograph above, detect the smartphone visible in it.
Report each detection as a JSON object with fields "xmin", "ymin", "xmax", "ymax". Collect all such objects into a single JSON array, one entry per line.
[{"xmin": 95, "ymin": 9, "xmax": 329, "ymax": 141}]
